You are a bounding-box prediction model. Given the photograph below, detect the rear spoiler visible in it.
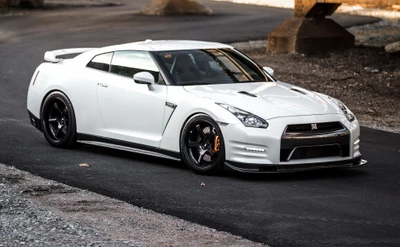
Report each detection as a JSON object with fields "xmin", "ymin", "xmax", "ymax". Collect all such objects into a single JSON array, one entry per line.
[{"xmin": 44, "ymin": 48, "xmax": 96, "ymax": 63}]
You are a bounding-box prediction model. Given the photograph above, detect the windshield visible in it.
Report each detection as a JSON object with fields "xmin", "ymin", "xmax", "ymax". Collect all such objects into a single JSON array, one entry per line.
[{"xmin": 155, "ymin": 49, "xmax": 270, "ymax": 85}]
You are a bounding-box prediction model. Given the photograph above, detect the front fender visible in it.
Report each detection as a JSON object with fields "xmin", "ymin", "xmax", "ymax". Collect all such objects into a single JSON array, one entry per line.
[{"xmin": 159, "ymin": 87, "xmax": 241, "ymax": 152}]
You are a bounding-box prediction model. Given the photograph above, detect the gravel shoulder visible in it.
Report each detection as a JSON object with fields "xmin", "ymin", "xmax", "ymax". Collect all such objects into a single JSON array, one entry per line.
[{"xmin": 0, "ymin": 164, "xmax": 266, "ymax": 247}]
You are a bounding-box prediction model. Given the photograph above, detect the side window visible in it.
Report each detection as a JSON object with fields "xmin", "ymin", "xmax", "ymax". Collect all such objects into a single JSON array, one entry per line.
[
  {"xmin": 110, "ymin": 51, "xmax": 160, "ymax": 82},
  {"xmin": 87, "ymin": 53, "xmax": 113, "ymax": 72}
]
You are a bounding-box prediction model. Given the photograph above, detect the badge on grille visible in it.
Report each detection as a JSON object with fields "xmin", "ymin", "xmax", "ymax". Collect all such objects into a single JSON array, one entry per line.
[{"xmin": 311, "ymin": 123, "xmax": 318, "ymax": 130}]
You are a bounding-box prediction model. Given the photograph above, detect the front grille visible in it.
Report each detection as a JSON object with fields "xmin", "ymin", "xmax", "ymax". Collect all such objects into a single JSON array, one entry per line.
[
  {"xmin": 285, "ymin": 122, "xmax": 343, "ymax": 133},
  {"xmin": 280, "ymin": 122, "xmax": 350, "ymax": 162}
]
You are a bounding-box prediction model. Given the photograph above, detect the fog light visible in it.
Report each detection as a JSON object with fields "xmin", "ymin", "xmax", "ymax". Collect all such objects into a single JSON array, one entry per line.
[{"xmin": 244, "ymin": 147, "xmax": 266, "ymax": 152}]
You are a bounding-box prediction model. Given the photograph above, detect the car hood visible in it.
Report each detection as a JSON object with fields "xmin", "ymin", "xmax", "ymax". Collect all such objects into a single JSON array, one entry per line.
[{"xmin": 183, "ymin": 82, "xmax": 340, "ymax": 120}]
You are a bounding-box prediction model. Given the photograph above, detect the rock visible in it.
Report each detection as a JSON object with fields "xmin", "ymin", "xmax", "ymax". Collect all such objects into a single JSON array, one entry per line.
[
  {"xmin": 385, "ymin": 41, "xmax": 400, "ymax": 53},
  {"xmin": 364, "ymin": 67, "xmax": 380, "ymax": 74},
  {"xmin": 140, "ymin": 0, "xmax": 212, "ymax": 16}
]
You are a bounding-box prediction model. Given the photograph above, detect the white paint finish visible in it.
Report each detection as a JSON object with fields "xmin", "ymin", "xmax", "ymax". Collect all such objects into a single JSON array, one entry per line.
[
  {"xmin": 221, "ymin": 114, "xmax": 360, "ymax": 164},
  {"xmin": 44, "ymin": 48, "xmax": 96, "ymax": 63},
  {"xmin": 183, "ymin": 82, "xmax": 341, "ymax": 120},
  {"xmin": 133, "ymin": 72, "xmax": 155, "ymax": 85},
  {"xmin": 73, "ymin": 68, "xmax": 109, "ymax": 137},
  {"xmin": 263, "ymin": 66, "xmax": 274, "ymax": 76},
  {"xmin": 159, "ymin": 86, "xmax": 239, "ymax": 152},
  {"xmin": 27, "ymin": 40, "xmax": 363, "ymax": 170},
  {"xmin": 96, "ymin": 73, "xmax": 167, "ymax": 147}
]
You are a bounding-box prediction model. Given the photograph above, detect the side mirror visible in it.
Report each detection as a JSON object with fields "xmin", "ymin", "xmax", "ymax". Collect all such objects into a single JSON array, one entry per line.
[
  {"xmin": 263, "ymin": 67, "xmax": 274, "ymax": 76},
  {"xmin": 133, "ymin": 71, "xmax": 155, "ymax": 85}
]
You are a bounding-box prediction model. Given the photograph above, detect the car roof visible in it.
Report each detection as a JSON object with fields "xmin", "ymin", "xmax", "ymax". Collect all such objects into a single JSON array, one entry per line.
[
  {"xmin": 73, "ymin": 40, "xmax": 233, "ymax": 65},
  {"xmin": 107, "ymin": 40, "xmax": 232, "ymax": 51}
]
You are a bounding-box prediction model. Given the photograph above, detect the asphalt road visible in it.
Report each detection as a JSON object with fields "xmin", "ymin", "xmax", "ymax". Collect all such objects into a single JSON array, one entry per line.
[{"xmin": 1, "ymin": 1, "xmax": 399, "ymax": 246}]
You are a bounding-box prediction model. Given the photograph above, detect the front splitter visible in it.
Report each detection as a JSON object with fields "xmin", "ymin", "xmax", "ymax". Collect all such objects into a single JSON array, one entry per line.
[{"xmin": 225, "ymin": 157, "xmax": 367, "ymax": 173}]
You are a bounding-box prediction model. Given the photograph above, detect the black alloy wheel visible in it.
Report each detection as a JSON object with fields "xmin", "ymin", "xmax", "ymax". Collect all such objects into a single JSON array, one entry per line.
[
  {"xmin": 41, "ymin": 91, "xmax": 77, "ymax": 148},
  {"xmin": 180, "ymin": 114, "xmax": 225, "ymax": 175}
]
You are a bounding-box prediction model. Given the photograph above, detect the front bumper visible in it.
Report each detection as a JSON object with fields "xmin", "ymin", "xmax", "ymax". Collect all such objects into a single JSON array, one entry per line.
[
  {"xmin": 219, "ymin": 114, "xmax": 364, "ymax": 172},
  {"xmin": 225, "ymin": 157, "xmax": 367, "ymax": 173},
  {"xmin": 28, "ymin": 110, "xmax": 42, "ymax": 132}
]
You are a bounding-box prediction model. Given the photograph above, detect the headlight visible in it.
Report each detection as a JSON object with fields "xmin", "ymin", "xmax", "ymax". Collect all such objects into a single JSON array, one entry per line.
[
  {"xmin": 331, "ymin": 98, "xmax": 355, "ymax": 122},
  {"xmin": 216, "ymin": 103, "xmax": 269, "ymax": 128}
]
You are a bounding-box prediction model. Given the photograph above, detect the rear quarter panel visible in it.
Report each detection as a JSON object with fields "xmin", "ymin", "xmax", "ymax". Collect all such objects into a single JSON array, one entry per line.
[{"xmin": 27, "ymin": 61, "xmax": 105, "ymax": 136}]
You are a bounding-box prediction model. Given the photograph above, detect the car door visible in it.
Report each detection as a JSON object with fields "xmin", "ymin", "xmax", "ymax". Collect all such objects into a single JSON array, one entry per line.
[
  {"xmin": 96, "ymin": 50, "xmax": 167, "ymax": 148},
  {"xmin": 75, "ymin": 52, "xmax": 113, "ymax": 138}
]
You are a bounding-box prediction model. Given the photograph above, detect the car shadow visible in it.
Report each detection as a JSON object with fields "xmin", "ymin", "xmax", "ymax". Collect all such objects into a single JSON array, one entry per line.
[
  {"xmin": 73, "ymin": 143, "xmax": 368, "ymax": 181},
  {"xmin": 224, "ymin": 167, "xmax": 369, "ymax": 182}
]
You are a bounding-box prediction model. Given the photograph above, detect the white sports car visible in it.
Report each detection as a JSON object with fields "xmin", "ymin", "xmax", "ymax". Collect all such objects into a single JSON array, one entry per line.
[{"xmin": 27, "ymin": 40, "xmax": 366, "ymax": 174}]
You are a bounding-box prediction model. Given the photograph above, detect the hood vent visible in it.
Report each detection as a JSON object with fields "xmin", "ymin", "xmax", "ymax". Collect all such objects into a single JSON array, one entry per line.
[
  {"xmin": 291, "ymin": 88, "xmax": 307, "ymax": 95},
  {"xmin": 238, "ymin": 91, "xmax": 257, "ymax": 97}
]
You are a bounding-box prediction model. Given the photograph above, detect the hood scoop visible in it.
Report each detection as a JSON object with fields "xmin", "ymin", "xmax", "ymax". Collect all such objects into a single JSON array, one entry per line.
[
  {"xmin": 238, "ymin": 91, "xmax": 257, "ymax": 97},
  {"xmin": 291, "ymin": 87, "xmax": 307, "ymax": 95}
]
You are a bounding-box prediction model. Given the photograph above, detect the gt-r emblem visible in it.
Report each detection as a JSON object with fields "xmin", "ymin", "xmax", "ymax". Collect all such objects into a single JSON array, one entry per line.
[{"xmin": 311, "ymin": 124, "xmax": 318, "ymax": 130}]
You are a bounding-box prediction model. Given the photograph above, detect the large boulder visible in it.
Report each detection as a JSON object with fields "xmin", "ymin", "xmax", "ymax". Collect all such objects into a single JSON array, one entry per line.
[{"xmin": 140, "ymin": 0, "xmax": 212, "ymax": 15}]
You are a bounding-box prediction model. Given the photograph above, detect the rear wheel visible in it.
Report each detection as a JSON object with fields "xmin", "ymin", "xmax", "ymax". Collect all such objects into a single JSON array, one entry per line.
[
  {"xmin": 180, "ymin": 114, "xmax": 225, "ymax": 175},
  {"xmin": 41, "ymin": 91, "xmax": 77, "ymax": 148}
]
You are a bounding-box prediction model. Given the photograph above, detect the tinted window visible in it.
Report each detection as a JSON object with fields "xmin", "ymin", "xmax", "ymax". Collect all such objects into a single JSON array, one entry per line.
[
  {"xmin": 110, "ymin": 51, "xmax": 160, "ymax": 81},
  {"xmin": 156, "ymin": 49, "xmax": 269, "ymax": 85},
  {"xmin": 87, "ymin": 53, "xmax": 113, "ymax": 72}
]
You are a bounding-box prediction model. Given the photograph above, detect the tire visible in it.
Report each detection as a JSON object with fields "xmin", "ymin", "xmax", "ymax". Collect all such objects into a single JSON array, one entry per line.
[
  {"xmin": 40, "ymin": 91, "xmax": 77, "ymax": 148},
  {"xmin": 180, "ymin": 114, "xmax": 225, "ymax": 175}
]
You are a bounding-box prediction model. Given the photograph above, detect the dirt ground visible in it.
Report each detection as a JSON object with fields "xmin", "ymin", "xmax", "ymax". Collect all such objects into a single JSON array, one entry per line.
[{"xmin": 246, "ymin": 47, "xmax": 400, "ymax": 133}]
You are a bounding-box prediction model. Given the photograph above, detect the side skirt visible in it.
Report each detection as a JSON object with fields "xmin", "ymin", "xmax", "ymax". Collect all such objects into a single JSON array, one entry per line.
[{"xmin": 77, "ymin": 133, "xmax": 181, "ymax": 161}]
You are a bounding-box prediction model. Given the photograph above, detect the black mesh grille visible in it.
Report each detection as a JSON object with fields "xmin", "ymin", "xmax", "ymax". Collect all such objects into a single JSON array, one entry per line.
[{"xmin": 290, "ymin": 145, "xmax": 341, "ymax": 160}]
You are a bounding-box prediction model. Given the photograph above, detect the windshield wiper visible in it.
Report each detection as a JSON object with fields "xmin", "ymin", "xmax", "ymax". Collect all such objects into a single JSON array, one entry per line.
[{"xmin": 180, "ymin": 80, "xmax": 211, "ymax": 86}]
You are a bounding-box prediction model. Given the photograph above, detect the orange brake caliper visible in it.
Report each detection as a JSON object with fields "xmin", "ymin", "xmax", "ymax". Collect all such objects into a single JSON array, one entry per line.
[{"xmin": 213, "ymin": 135, "xmax": 220, "ymax": 153}]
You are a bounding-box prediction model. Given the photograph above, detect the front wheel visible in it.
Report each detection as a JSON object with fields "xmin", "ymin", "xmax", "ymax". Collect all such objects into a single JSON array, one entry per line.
[
  {"xmin": 180, "ymin": 114, "xmax": 225, "ymax": 175},
  {"xmin": 41, "ymin": 91, "xmax": 77, "ymax": 148}
]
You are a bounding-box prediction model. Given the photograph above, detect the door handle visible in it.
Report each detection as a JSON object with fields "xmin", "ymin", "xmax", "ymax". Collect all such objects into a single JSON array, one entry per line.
[{"xmin": 98, "ymin": 82, "xmax": 108, "ymax": 88}]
